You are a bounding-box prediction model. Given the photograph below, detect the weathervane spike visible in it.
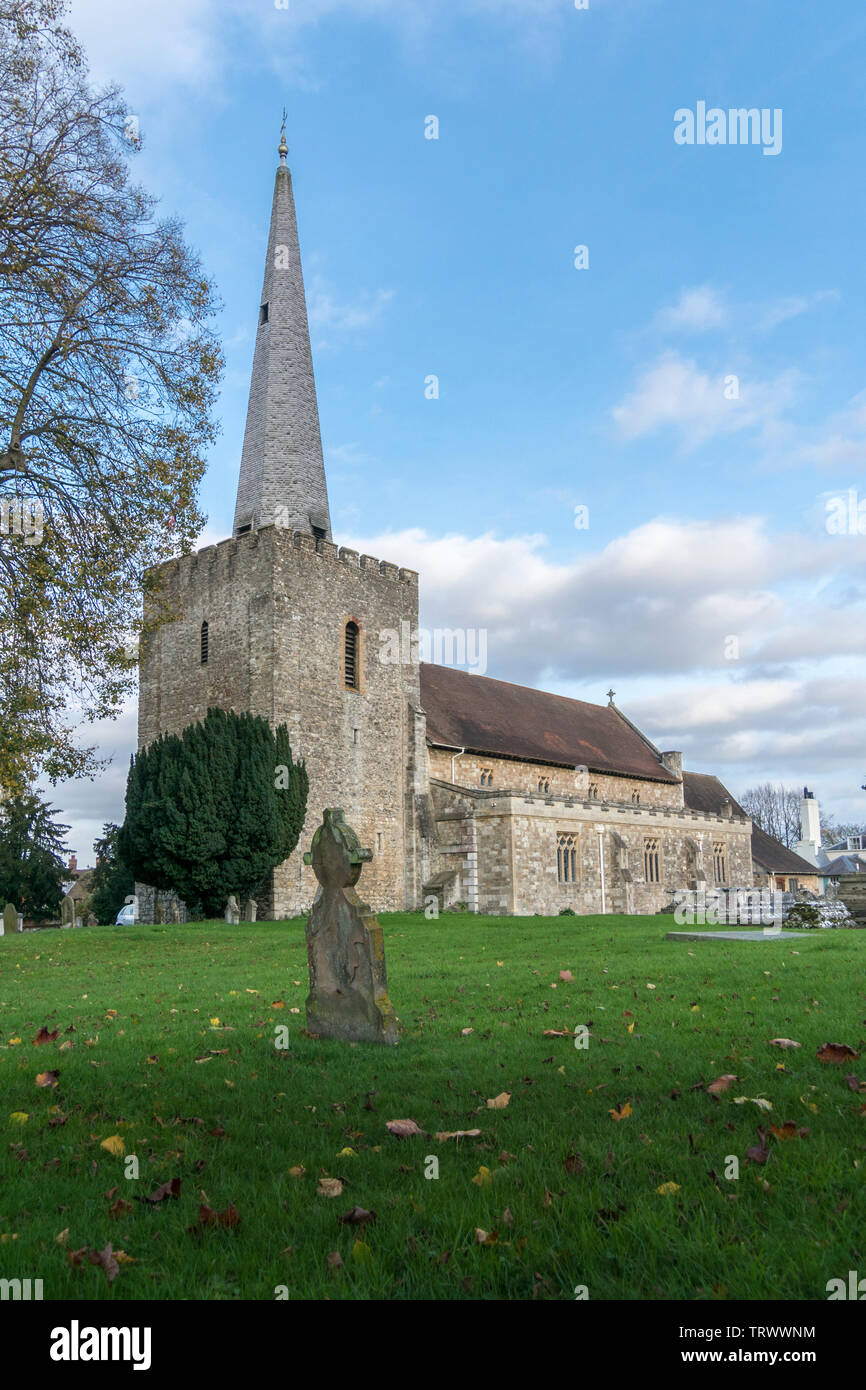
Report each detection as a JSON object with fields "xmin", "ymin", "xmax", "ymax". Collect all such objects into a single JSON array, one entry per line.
[{"xmin": 278, "ymin": 109, "xmax": 288, "ymax": 165}]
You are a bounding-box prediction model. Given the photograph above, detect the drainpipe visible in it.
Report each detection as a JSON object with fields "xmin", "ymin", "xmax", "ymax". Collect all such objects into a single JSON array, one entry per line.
[
  {"xmin": 450, "ymin": 748, "xmax": 466, "ymax": 784},
  {"xmin": 596, "ymin": 825, "xmax": 607, "ymax": 914}
]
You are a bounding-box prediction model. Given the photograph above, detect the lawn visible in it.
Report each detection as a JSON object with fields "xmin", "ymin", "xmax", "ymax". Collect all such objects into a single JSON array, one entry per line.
[{"xmin": 0, "ymin": 913, "xmax": 864, "ymax": 1301}]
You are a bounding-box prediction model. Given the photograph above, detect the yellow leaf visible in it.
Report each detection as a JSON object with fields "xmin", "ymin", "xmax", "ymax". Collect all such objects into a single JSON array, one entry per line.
[
  {"xmin": 55, "ymin": 1228, "xmax": 69, "ymax": 1246},
  {"xmin": 609, "ymin": 1102, "xmax": 633, "ymax": 1121},
  {"xmin": 288, "ymin": 1165, "xmax": 306, "ymax": 1179},
  {"xmin": 471, "ymin": 1165, "xmax": 493, "ymax": 1187},
  {"xmin": 8, "ymin": 1038, "xmax": 21, "ymax": 1046},
  {"xmin": 100, "ymin": 1134, "xmax": 125, "ymax": 1156},
  {"xmin": 486, "ymin": 1092, "xmax": 511, "ymax": 1110},
  {"xmin": 627, "ymin": 1021, "xmax": 635, "ymax": 1034},
  {"xmin": 557, "ymin": 1065, "xmax": 565, "ymax": 1074},
  {"xmin": 9, "ymin": 1112, "xmax": 28, "ymax": 1124},
  {"xmin": 114, "ymin": 1250, "xmax": 135, "ymax": 1264},
  {"xmin": 352, "ymin": 1239, "xmax": 372, "ymax": 1265},
  {"xmin": 690, "ymin": 1005, "xmax": 700, "ymax": 1013},
  {"xmin": 336, "ymin": 1147, "xmax": 357, "ymax": 1159},
  {"xmin": 656, "ymin": 1182, "xmax": 681, "ymax": 1195},
  {"xmin": 475, "ymin": 1227, "xmax": 498, "ymax": 1245},
  {"xmin": 210, "ymin": 1017, "xmax": 220, "ymax": 1027}
]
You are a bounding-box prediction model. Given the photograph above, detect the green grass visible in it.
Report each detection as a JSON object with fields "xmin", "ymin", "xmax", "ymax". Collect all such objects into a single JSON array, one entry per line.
[{"xmin": 1, "ymin": 913, "xmax": 864, "ymax": 1301}]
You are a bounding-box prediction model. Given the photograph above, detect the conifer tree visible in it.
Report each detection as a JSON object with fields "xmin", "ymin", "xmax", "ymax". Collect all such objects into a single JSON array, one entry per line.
[{"xmin": 119, "ymin": 708, "xmax": 307, "ymax": 918}]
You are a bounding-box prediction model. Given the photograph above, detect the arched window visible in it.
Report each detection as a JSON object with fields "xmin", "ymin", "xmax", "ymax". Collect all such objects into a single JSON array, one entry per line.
[
  {"xmin": 644, "ymin": 837, "xmax": 660, "ymax": 883},
  {"xmin": 631, "ymin": 789, "xmax": 641, "ymax": 805},
  {"xmin": 200, "ymin": 620, "xmax": 209, "ymax": 665},
  {"xmin": 557, "ymin": 832, "xmax": 577, "ymax": 884},
  {"xmin": 344, "ymin": 620, "xmax": 360, "ymax": 690}
]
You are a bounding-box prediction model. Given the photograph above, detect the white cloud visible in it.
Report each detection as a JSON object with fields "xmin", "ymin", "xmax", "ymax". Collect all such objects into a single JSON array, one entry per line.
[
  {"xmin": 611, "ymin": 352, "xmax": 800, "ymax": 447},
  {"xmin": 654, "ymin": 285, "xmax": 728, "ymax": 333},
  {"xmin": 306, "ymin": 276, "xmax": 394, "ymax": 349}
]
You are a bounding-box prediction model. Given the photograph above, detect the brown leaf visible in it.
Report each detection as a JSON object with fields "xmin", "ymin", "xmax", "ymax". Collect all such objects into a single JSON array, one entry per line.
[
  {"xmin": 502, "ymin": 1206, "xmax": 514, "ymax": 1225},
  {"xmin": 33, "ymin": 1027, "xmax": 58, "ymax": 1045},
  {"xmin": 559, "ymin": 970, "xmax": 574, "ymax": 983},
  {"xmin": 88, "ymin": 1243, "xmax": 120, "ymax": 1283},
  {"xmin": 35, "ymin": 1070, "xmax": 59, "ymax": 1088},
  {"xmin": 770, "ymin": 1122, "xmax": 809, "ymax": 1142},
  {"xmin": 386, "ymin": 1118, "xmax": 425, "ymax": 1138},
  {"xmin": 474, "ymin": 1227, "xmax": 498, "ymax": 1245},
  {"xmin": 486, "ymin": 1092, "xmax": 511, "ymax": 1110},
  {"xmin": 109, "ymin": 1198, "xmax": 133, "ymax": 1219},
  {"xmin": 563, "ymin": 1151, "xmax": 586, "ymax": 1176},
  {"xmin": 327, "ymin": 1250, "xmax": 344, "ymax": 1271},
  {"xmin": 199, "ymin": 1202, "xmax": 239, "ymax": 1228},
  {"xmin": 317, "ymin": 1177, "xmax": 343, "ymax": 1198},
  {"xmin": 817, "ymin": 1042, "xmax": 860, "ymax": 1065},
  {"xmin": 609, "ymin": 1102, "xmax": 632, "ymax": 1121},
  {"xmin": 769, "ymin": 1038, "xmax": 801, "ymax": 1049},
  {"xmin": 435, "ymin": 1129, "xmax": 482, "ymax": 1142},
  {"xmin": 706, "ymin": 1074, "xmax": 737, "ymax": 1095},
  {"xmin": 845, "ymin": 1074, "xmax": 866, "ymax": 1093},
  {"xmin": 542, "ymin": 1029, "xmax": 570, "ymax": 1038},
  {"xmin": 745, "ymin": 1127, "xmax": 770, "ymax": 1164},
  {"xmin": 141, "ymin": 1178, "xmax": 181, "ymax": 1204},
  {"xmin": 337, "ymin": 1205, "xmax": 377, "ymax": 1226}
]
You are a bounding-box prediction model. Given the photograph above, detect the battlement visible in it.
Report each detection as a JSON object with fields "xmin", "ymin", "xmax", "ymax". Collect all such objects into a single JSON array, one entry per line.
[{"xmin": 147, "ymin": 524, "xmax": 417, "ymax": 591}]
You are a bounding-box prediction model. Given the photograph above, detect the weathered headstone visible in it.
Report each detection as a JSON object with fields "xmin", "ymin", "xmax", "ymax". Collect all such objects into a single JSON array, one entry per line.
[
  {"xmin": 242, "ymin": 898, "xmax": 257, "ymax": 922},
  {"xmin": 2, "ymin": 902, "xmax": 17, "ymax": 936},
  {"xmin": 86, "ymin": 912, "xmax": 97, "ymax": 929},
  {"xmin": 225, "ymin": 895, "xmax": 240, "ymax": 925},
  {"xmin": 303, "ymin": 808, "xmax": 398, "ymax": 1045},
  {"xmin": 60, "ymin": 895, "xmax": 75, "ymax": 928}
]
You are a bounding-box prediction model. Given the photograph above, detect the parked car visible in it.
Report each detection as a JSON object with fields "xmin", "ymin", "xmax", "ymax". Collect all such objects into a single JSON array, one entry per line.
[{"xmin": 115, "ymin": 903, "xmax": 136, "ymax": 926}]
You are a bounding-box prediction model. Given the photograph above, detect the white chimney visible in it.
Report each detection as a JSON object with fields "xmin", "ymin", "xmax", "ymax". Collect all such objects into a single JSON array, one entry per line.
[{"xmin": 795, "ymin": 787, "xmax": 822, "ymax": 864}]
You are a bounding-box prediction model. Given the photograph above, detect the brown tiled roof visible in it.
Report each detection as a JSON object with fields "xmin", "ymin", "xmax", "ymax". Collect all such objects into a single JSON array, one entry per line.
[
  {"xmin": 682, "ymin": 772, "xmax": 819, "ymax": 876},
  {"xmin": 419, "ymin": 663, "xmax": 678, "ymax": 782}
]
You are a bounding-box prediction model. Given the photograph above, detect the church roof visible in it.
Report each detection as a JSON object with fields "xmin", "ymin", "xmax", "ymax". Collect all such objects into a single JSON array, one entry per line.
[
  {"xmin": 419, "ymin": 663, "xmax": 678, "ymax": 782},
  {"xmin": 682, "ymin": 771, "xmax": 819, "ymax": 876}
]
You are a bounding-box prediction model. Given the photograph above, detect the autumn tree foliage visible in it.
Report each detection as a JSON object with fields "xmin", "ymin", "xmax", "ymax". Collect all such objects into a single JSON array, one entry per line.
[
  {"xmin": 0, "ymin": 0, "xmax": 223, "ymax": 792},
  {"xmin": 118, "ymin": 709, "xmax": 308, "ymax": 918}
]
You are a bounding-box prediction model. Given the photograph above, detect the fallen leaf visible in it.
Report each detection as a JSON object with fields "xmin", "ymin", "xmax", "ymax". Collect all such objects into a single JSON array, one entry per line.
[
  {"xmin": 35, "ymin": 1070, "xmax": 59, "ymax": 1088},
  {"xmin": 288, "ymin": 1165, "xmax": 306, "ymax": 1179},
  {"xmin": 745, "ymin": 1127, "xmax": 770, "ymax": 1164},
  {"xmin": 327, "ymin": 1250, "xmax": 344, "ymax": 1271},
  {"xmin": 845, "ymin": 1074, "xmax": 866, "ymax": 1093},
  {"xmin": 317, "ymin": 1178, "xmax": 343, "ymax": 1198},
  {"xmin": 386, "ymin": 1118, "xmax": 425, "ymax": 1138},
  {"xmin": 9, "ymin": 1112, "xmax": 28, "ymax": 1124},
  {"xmin": 770, "ymin": 1122, "xmax": 808, "ymax": 1142},
  {"xmin": 609, "ymin": 1102, "xmax": 632, "ymax": 1121},
  {"xmin": 33, "ymin": 1027, "xmax": 58, "ymax": 1045},
  {"xmin": 542, "ymin": 1029, "xmax": 569, "ymax": 1038},
  {"xmin": 435, "ymin": 1129, "xmax": 482, "ymax": 1142},
  {"xmin": 141, "ymin": 1178, "xmax": 181, "ymax": 1204},
  {"xmin": 460, "ymin": 1027, "xmax": 473, "ymax": 1036},
  {"xmin": 707, "ymin": 1074, "xmax": 737, "ymax": 1095},
  {"xmin": 338, "ymin": 1206, "xmax": 376, "ymax": 1226},
  {"xmin": 474, "ymin": 1227, "xmax": 498, "ymax": 1245},
  {"xmin": 471, "ymin": 1165, "xmax": 493, "ymax": 1187},
  {"xmin": 563, "ymin": 1151, "xmax": 586, "ymax": 1176},
  {"xmin": 352, "ymin": 1239, "xmax": 372, "ymax": 1265},
  {"xmin": 100, "ymin": 1135, "xmax": 125, "ymax": 1156},
  {"xmin": 817, "ymin": 1042, "xmax": 860, "ymax": 1065},
  {"xmin": 559, "ymin": 970, "xmax": 574, "ymax": 983},
  {"xmin": 88, "ymin": 1243, "xmax": 120, "ymax": 1283},
  {"xmin": 55, "ymin": 1228, "xmax": 69, "ymax": 1246},
  {"xmin": 769, "ymin": 1038, "xmax": 801, "ymax": 1049},
  {"xmin": 199, "ymin": 1203, "xmax": 239, "ymax": 1228},
  {"xmin": 486, "ymin": 1092, "xmax": 511, "ymax": 1110},
  {"xmin": 109, "ymin": 1198, "xmax": 133, "ymax": 1219},
  {"xmin": 656, "ymin": 1182, "xmax": 680, "ymax": 1195}
]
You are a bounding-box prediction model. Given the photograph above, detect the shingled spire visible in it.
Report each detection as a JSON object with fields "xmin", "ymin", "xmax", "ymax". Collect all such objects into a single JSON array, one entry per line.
[{"xmin": 233, "ymin": 123, "xmax": 332, "ymax": 539}]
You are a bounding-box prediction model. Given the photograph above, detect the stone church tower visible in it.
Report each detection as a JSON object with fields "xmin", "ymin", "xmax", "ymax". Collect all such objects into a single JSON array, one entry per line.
[{"xmin": 137, "ymin": 129, "xmax": 425, "ymax": 919}]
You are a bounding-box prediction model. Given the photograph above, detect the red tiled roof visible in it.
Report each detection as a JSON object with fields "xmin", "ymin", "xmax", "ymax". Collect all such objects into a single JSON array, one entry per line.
[{"xmin": 419, "ymin": 663, "xmax": 677, "ymax": 782}]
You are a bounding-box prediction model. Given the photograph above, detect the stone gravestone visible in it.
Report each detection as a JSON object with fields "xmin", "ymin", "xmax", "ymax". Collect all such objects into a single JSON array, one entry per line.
[
  {"xmin": 303, "ymin": 808, "xmax": 398, "ymax": 1046},
  {"xmin": 2, "ymin": 902, "xmax": 17, "ymax": 937},
  {"xmin": 242, "ymin": 898, "xmax": 257, "ymax": 922},
  {"xmin": 225, "ymin": 895, "xmax": 240, "ymax": 925},
  {"xmin": 60, "ymin": 894, "xmax": 75, "ymax": 929}
]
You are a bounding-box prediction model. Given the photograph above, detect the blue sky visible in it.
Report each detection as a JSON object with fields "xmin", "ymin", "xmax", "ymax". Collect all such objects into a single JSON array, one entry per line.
[{"xmin": 56, "ymin": 0, "xmax": 866, "ymax": 859}]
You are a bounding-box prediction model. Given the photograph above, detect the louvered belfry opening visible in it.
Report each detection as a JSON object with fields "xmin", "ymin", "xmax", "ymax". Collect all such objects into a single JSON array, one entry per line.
[
  {"xmin": 200, "ymin": 620, "xmax": 209, "ymax": 665},
  {"xmin": 344, "ymin": 620, "xmax": 360, "ymax": 689}
]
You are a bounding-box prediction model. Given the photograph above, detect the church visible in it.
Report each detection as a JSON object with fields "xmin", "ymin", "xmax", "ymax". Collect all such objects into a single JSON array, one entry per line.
[{"xmin": 136, "ymin": 131, "xmax": 808, "ymax": 921}]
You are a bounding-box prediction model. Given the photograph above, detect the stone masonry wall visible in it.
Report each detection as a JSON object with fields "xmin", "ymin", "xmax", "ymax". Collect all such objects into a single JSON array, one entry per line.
[
  {"xmin": 426, "ymin": 748, "xmax": 683, "ymax": 810},
  {"xmin": 137, "ymin": 525, "xmax": 420, "ymax": 918}
]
